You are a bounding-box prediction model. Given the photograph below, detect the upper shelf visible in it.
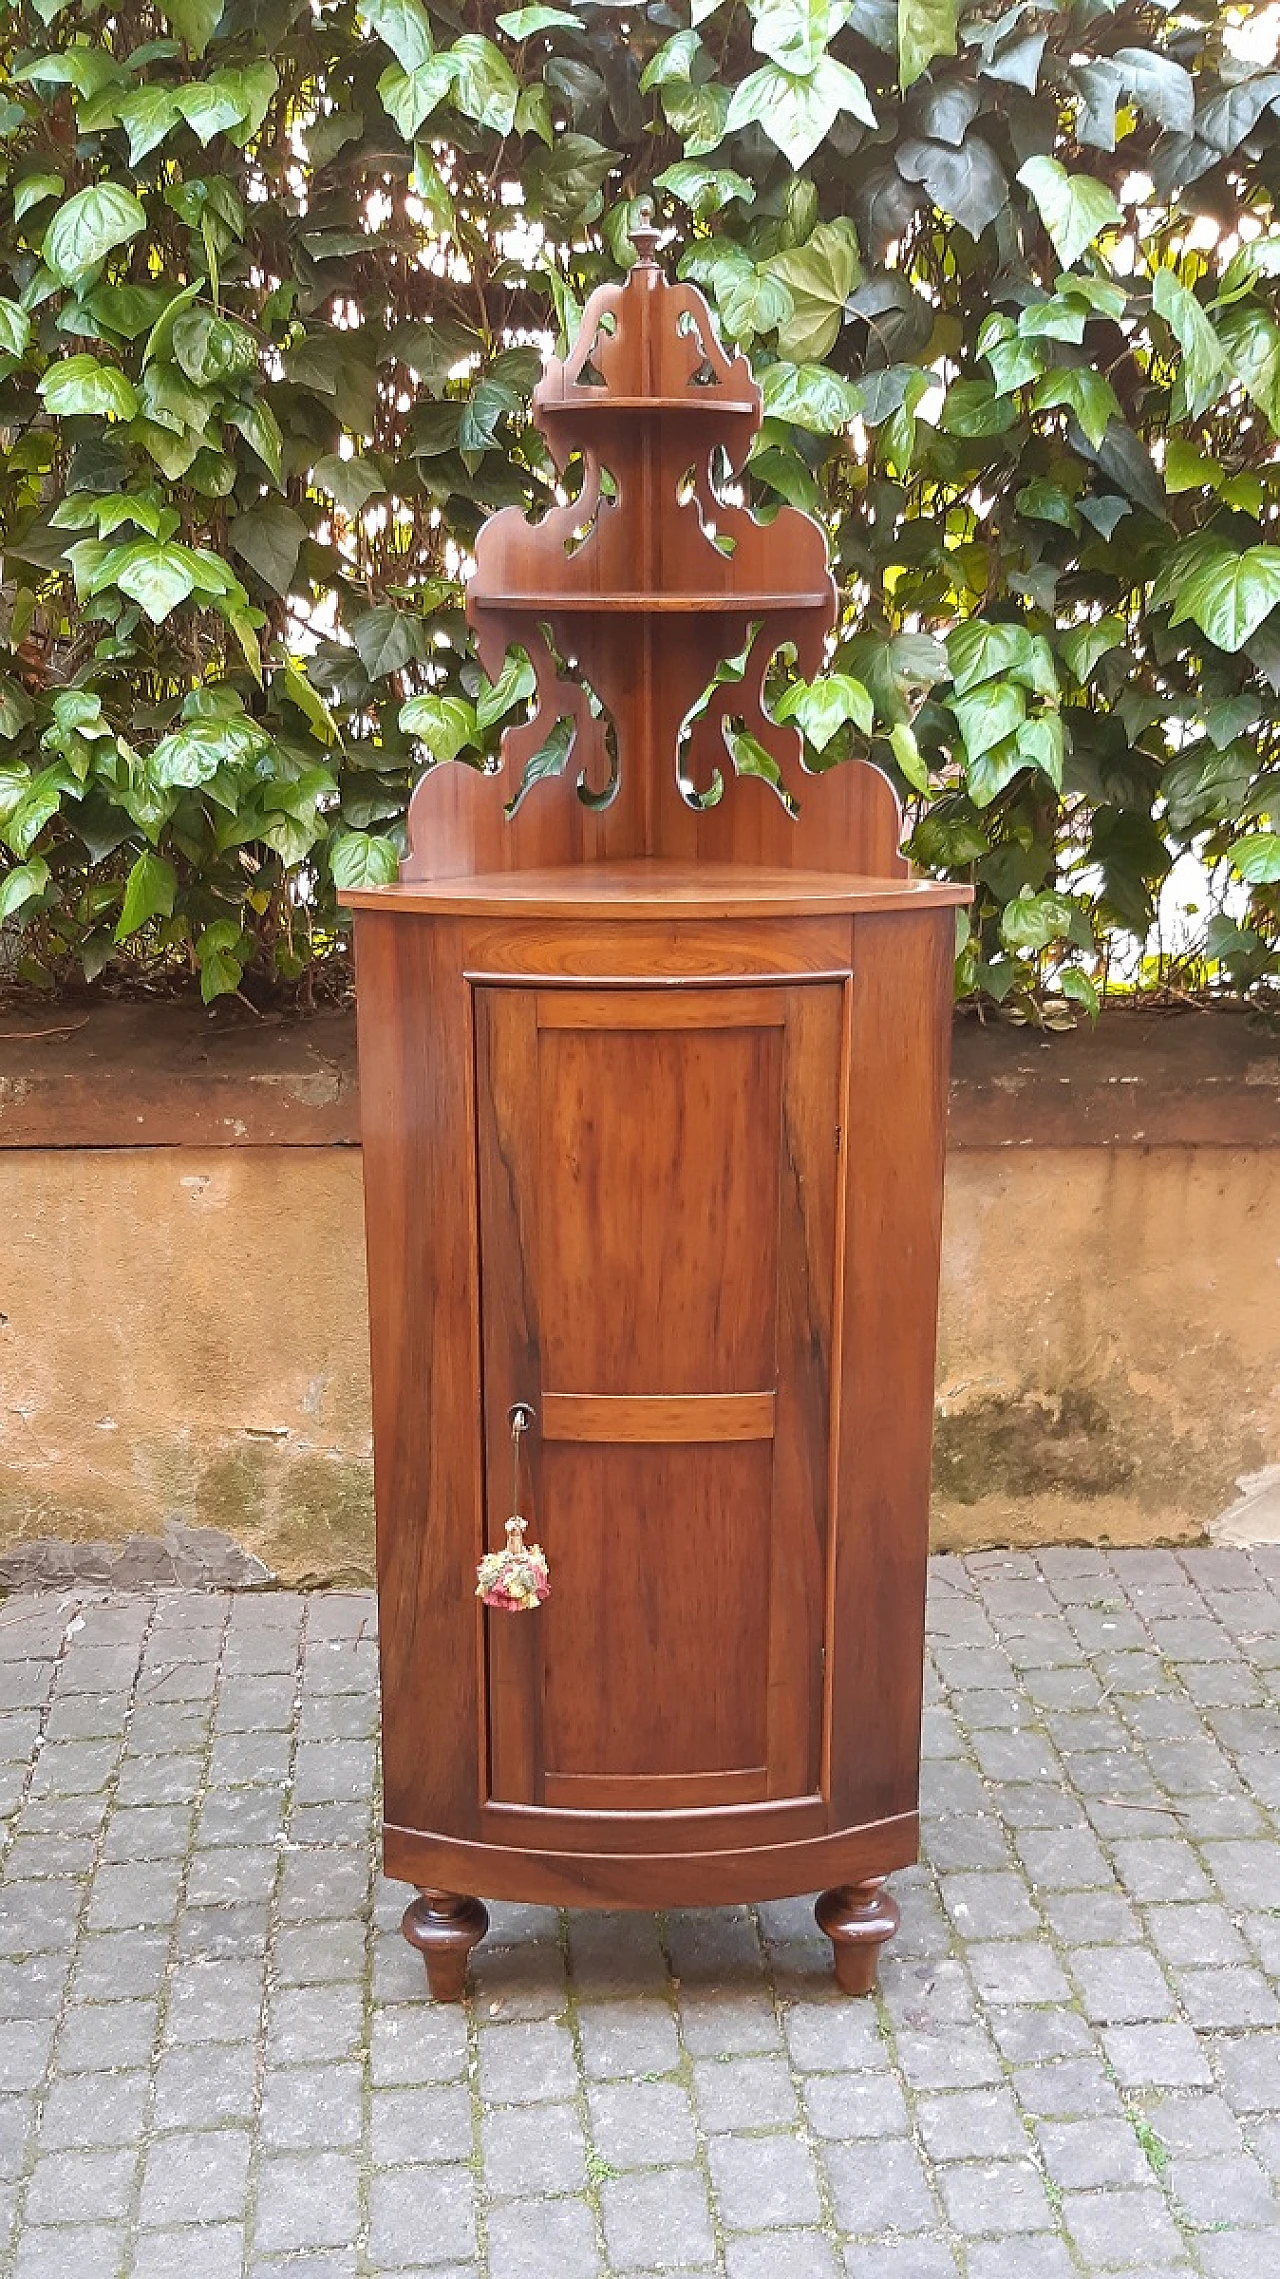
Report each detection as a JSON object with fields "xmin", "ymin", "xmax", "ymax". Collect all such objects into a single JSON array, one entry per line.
[
  {"xmin": 472, "ymin": 591, "xmax": 833, "ymax": 614},
  {"xmin": 340, "ymin": 859, "xmax": 973, "ymax": 920},
  {"xmin": 538, "ymin": 394, "xmax": 758, "ymax": 415}
]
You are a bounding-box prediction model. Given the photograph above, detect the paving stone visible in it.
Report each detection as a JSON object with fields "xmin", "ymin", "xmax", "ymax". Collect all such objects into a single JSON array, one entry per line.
[
  {"xmin": 587, "ymin": 2080, "xmax": 699, "ymax": 2169},
  {"xmin": 1060, "ymin": 2186, "xmax": 1187, "ymax": 2265},
  {"xmin": 678, "ymin": 1985, "xmax": 783, "ymax": 2057},
  {"xmin": 154, "ymin": 2040, "xmax": 258, "ymax": 2130},
  {"xmin": 265, "ymin": 1981, "xmax": 363, "ymax": 2065},
  {"xmin": 842, "ymin": 2244, "xmax": 960, "ymax": 2279},
  {"xmin": 727, "ymin": 2236, "xmax": 841, "ymax": 2279},
  {"xmin": 708, "ymin": 2130, "xmax": 822, "ymax": 2227},
  {"xmin": 966, "ymin": 1940, "xmax": 1073, "ymax": 2006},
  {"xmin": 1218, "ymin": 2032, "xmax": 1280, "ymax": 2114},
  {"xmin": 370, "ymin": 2003, "xmax": 469, "ymax": 2087},
  {"xmin": 259, "ymin": 2059, "xmax": 363, "ymax": 2149},
  {"xmin": 895, "ymin": 2025, "xmax": 1002, "ymax": 2091},
  {"xmin": 915, "ymin": 2087, "xmax": 1026, "ymax": 2162},
  {"xmin": 1101, "ymin": 2023, "xmax": 1211, "ymax": 2088},
  {"xmin": 1070, "ymin": 1945, "xmax": 1176, "ymax": 2023},
  {"xmin": 57, "ymin": 1998, "xmax": 156, "ymax": 2073},
  {"xmin": 162, "ymin": 1959, "xmax": 262, "ymax": 2048},
  {"xmin": 1198, "ymin": 2238, "xmax": 1280, "ymax": 2279},
  {"xmin": 1035, "ymin": 2116, "xmax": 1149, "ymax": 2188},
  {"xmin": 601, "ymin": 2169, "xmax": 716, "ymax": 2270},
  {"xmin": 25, "ymin": 2146, "xmax": 136, "ymax": 2225},
  {"xmin": 367, "ymin": 2166, "xmax": 477, "ymax": 2269},
  {"xmin": 139, "ymin": 2128, "xmax": 252, "ymax": 2227},
  {"xmin": 479, "ymin": 2018, "xmax": 580, "ymax": 2103},
  {"xmin": 987, "ymin": 2006, "xmax": 1095, "ymax": 2064},
  {"xmin": 783, "ymin": 2000, "xmax": 889, "ymax": 2075},
  {"xmin": 482, "ymin": 2100, "xmax": 585, "ymax": 2197},
  {"xmin": 961, "ymin": 2243, "xmax": 1076, "ymax": 2279},
  {"xmin": 13, "ymin": 2224, "xmax": 127, "ymax": 2279},
  {"xmin": 86, "ymin": 1859, "xmax": 183, "ymax": 1930},
  {"xmin": 1173, "ymin": 1963, "xmax": 1280, "ymax": 2028},
  {"xmin": 1166, "ymin": 2150, "xmax": 1277, "ymax": 2226},
  {"xmin": 133, "ymin": 2228, "xmax": 246, "ymax": 2279},
  {"xmin": 1144, "ymin": 1902, "xmax": 1248, "ymax": 1965},
  {"xmin": 822, "ymin": 2137, "xmax": 937, "ymax": 2235},
  {"xmin": 577, "ymin": 2000, "xmax": 682, "ymax": 2080},
  {"xmin": 1041, "ymin": 1888, "xmax": 1141, "ymax": 1946},
  {"xmin": 487, "ymin": 2196, "xmax": 600, "ymax": 2279},
  {"xmin": 804, "ymin": 2070, "xmax": 911, "ymax": 2142},
  {"xmin": 938, "ymin": 1871, "xmax": 1040, "ymax": 1939},
  {"xmin": 1108, "ymin": 1841, "xmax": 1212, "ymax": 1903},
  {"xmin": 1011, "ymin": 2059, "xmax": 1122, "ymax": 2119},
  {"xmin": 934, "ymin": 2159, "xmax": 1054, "ymax": 2235},
  {"xmin": 253, "ymin": 2151, "xmax": 361, "ymax": 2252},
  {"xmin": 40, "ymin": 2068, "xmax": 150, "ymax": 2149},
  {"xmin": 693, "ymin": 2053, "xmax": 800, "ymax": 2132}
]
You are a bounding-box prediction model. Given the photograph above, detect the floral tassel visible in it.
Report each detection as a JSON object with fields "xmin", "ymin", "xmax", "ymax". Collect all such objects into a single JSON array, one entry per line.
[{"xmin": 477, "ymin": 1515, "xmax": 551, "ymax": 1613}]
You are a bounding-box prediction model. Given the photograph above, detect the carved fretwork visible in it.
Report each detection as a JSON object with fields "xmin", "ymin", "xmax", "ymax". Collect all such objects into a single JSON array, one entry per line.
[{"xmin": 402, "ymin": 228, "xmax": 907, "ymax": 880}]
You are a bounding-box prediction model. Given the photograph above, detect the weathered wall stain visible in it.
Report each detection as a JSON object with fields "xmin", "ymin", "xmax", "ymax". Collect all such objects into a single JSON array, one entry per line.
[{"xmin": 1, "ymin": 1137, "xmax": 1277, "ymax": 1582}]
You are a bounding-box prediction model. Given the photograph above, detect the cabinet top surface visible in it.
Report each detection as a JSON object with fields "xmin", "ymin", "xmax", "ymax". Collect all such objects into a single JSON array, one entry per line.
[{"xmin": 341, "ymin": 860, "xmax": 972, "ymax": 920}]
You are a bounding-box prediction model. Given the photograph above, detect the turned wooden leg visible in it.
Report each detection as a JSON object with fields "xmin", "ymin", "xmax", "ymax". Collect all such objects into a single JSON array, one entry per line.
[
  {"xmin": 816, "ymin": 1879, "xmax": 900, "ymax": 1996},
  {"xmin": 401, "ymin": 1889, "xmax": 489, "ymax": 2002}
]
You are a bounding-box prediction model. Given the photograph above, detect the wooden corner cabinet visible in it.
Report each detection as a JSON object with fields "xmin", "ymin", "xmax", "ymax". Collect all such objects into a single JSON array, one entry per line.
[{"xmin": 342, "ymin": 230, "xmax": 969, "ymax": 2001}]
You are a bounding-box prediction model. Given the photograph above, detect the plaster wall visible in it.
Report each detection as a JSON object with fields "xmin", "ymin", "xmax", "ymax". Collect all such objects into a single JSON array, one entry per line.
[{"xmin": 2, "ymin": 1139, "xmax": 1276, "ymax": 1582}]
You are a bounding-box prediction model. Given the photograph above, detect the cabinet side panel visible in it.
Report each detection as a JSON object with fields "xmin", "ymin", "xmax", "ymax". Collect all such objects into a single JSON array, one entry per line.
[
  {"xmin": 354, "ymin": 912, "xmax": 483, "ymax": 1842},
  {"xmin": 829, "ymin": 909, "xmax": 954, "ymax": 1830}
]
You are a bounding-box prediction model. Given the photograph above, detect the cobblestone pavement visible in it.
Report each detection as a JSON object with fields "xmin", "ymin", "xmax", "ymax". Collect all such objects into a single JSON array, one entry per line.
[{"xmin": 2, "ymin": 1549, "xmax": 1280, "ymax": 2277}]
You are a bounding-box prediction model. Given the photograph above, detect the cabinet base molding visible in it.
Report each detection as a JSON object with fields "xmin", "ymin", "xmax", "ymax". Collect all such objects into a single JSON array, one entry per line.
[
  {"xmin": 385, "ymin": 1811, "xmax": 916, "ymax": 1917},
  {"xmin": 815, "ymin": 1879, "xmax": 901, "ymax": 1996},
  {"xmin": 400, "ymin": 1890, "xmax": 490, "ymax": 2003}
]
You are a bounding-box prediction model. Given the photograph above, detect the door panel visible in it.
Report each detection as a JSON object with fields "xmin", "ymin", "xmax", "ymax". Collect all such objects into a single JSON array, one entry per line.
[{"xmin": 475, "ymin": 979, "xmax": 844, "ymax": 1821}]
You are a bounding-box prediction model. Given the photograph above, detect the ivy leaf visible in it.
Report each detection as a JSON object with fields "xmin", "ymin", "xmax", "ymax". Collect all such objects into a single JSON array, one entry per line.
[
  {"xmin": 352, "ymin": 605, "xmax": 427, "ymax": 680},
  {"xmin": 1060, "ymin": 968, "xmax": 1099, "ymax": 1018},
  {"xmin": 900, "ymin": 0, "xmax": 958, "ymax": 90},
  {"xmin": 889, "ymin": 720, "xmax": 930, "ymax": 792},
  {"xmin": 477, "ymin": 651, "xmax": 537, "ymax": 733},
  {"xmin": 760, "ymin": 359, "xmax": 859, "ymax": 431},
  {"xmin": 0, "ymin": 858, "xmax": 51, "ymax": 924},
  {"xmin": 117, "ymin": 87, "xmax": 182, "ymax": 164},
  {"xmin": 1232, "ymin": 832, "xmax": 1280, "ymax": 884},
  {"xmin": 358, "ymin": 0, "xmax": 435, "ymax": 73},
  {"xmin": 312, "ymin": 455, "xmax": 386, "ymax": 514},
  {"xmin": 0, "ymin": 298, "xmax": 30, "ymax": 358},
  {"xmin": 750, "ymin": 0, "xmax": 849, "ymax": 73},
  {"xmin": 4, "ymin": 767, "xmax": 65, "ymax": 858},
  {"xmin": 1000, "ymin": 887, "xmax": 1075, "ymax": 951},
  {"xmin": 226, "ymin": 398, "xmax": 284, "ymax": 483},
  {"xmin": 116, "ymin": 848, "xmax": 177, "ymax": 938},
  {"xmin": 1031, "ymin": 367, "xmax": 1121, "ymax": 450},
  {"xmin": 951, "ymin": 679, "xmax": 1026, "ymax": 759},
  {"xmin": 1169, "ymin": 546, "xmax": 1280, "ymax": 654},
  {"xmin": 897, "ymin": 133, "xmax": 1008, "ymax": 237},
  {"xmin": 496, "ymin": 7, "xmax": 582, "ymax": 32},
  {"xmin": 727, "ymin": 57, "xmax": 876, "ymax": 170},
  {"xmin": 330, "ymin": 829, "xmax": 400, "ymax": 887},
  {"xmin": 773, "ymin": 671, "xmax": 873, "ymax": 749},
  {"xmin": 162, "ymin": 0, "xmax": 225, "ymax": 56},
  {"xmin": 228, "ymin": 503, "xmax": 307, "ymax": 594},
  {"xmin": 38, "ymin": 354, "xmax": 138, "ymax": 421},
  {"xmin": 448, "ymin": 36, "xmax": 520, "ymax": 134},
  {"xmin": 115, "ymin": 542, "xmax": 198, "ymax": 623},
  {"xmin": 399, "ymin": 692, "xmax": 478, "ymax": 759},
  {"xmin": 1017, "ymin": 713, "xmax": 1065, "ymax": 790},
  {"xmin": 764, "ymin": 217, "xmax": 861, "ymax": 360},
  {"xmin": 14, "ymin": 173, "xmax": 64, "ymax": 222},
  {"xmin": 655, "ymin": 161, "xmax": 756, "ymax": 218},
  {"xmin": 1216, "ymin": 303, "xmax": 1280, "ymax": 432},
  {"xmin": 43, "ymin": 183, "xmax": 148, "ymax": 287},
  {"xmin": 171, "ymin": 310, "xmax": 258, "ymax": 386},
  {"xmin": 1152, "ymin": 270, "xmax": 1227, "ymax": 421},
  {"xmin": 1017, "ymin": 156, "xmax": 1121, "ymax": 270},
  {"xmin": 965, "ymin": 735, "xmax": 1027, "ymax": 808}
]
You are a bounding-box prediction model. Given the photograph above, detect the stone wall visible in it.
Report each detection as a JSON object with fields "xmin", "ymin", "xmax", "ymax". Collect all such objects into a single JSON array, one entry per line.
[{"xmin": 1, "ymin": 1003, "xmax": 1276, "ymax": 1585}]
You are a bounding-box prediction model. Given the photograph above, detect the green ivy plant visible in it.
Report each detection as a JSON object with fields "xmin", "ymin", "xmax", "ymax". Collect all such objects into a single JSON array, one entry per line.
[{"xmin": 0, "ymin": 0, "xmax": 1278, "ymax": 1012}]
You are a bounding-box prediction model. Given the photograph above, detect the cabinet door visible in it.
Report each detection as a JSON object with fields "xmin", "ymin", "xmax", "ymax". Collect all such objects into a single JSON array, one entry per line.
[{"xmin": 476, "ymin": 982, "xmax": 844, "ymax": 1816}]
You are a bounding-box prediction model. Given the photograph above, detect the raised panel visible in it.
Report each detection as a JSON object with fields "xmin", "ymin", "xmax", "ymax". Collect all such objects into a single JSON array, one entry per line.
[{"xmin": 475, "ymin": 978, "xmax": 842, "ymax": 1827}]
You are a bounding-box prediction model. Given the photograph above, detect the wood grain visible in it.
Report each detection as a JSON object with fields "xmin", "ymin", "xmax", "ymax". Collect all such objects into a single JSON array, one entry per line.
[{"xmin": 540, "ymin": 1392, "xmax": 776, "ymax": 1443}]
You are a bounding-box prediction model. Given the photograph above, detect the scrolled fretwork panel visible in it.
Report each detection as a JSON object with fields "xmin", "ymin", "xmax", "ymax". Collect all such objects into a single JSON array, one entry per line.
[{"xmin": 401, "ymin": 230, "xmax": 905, "ymax": 882}]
